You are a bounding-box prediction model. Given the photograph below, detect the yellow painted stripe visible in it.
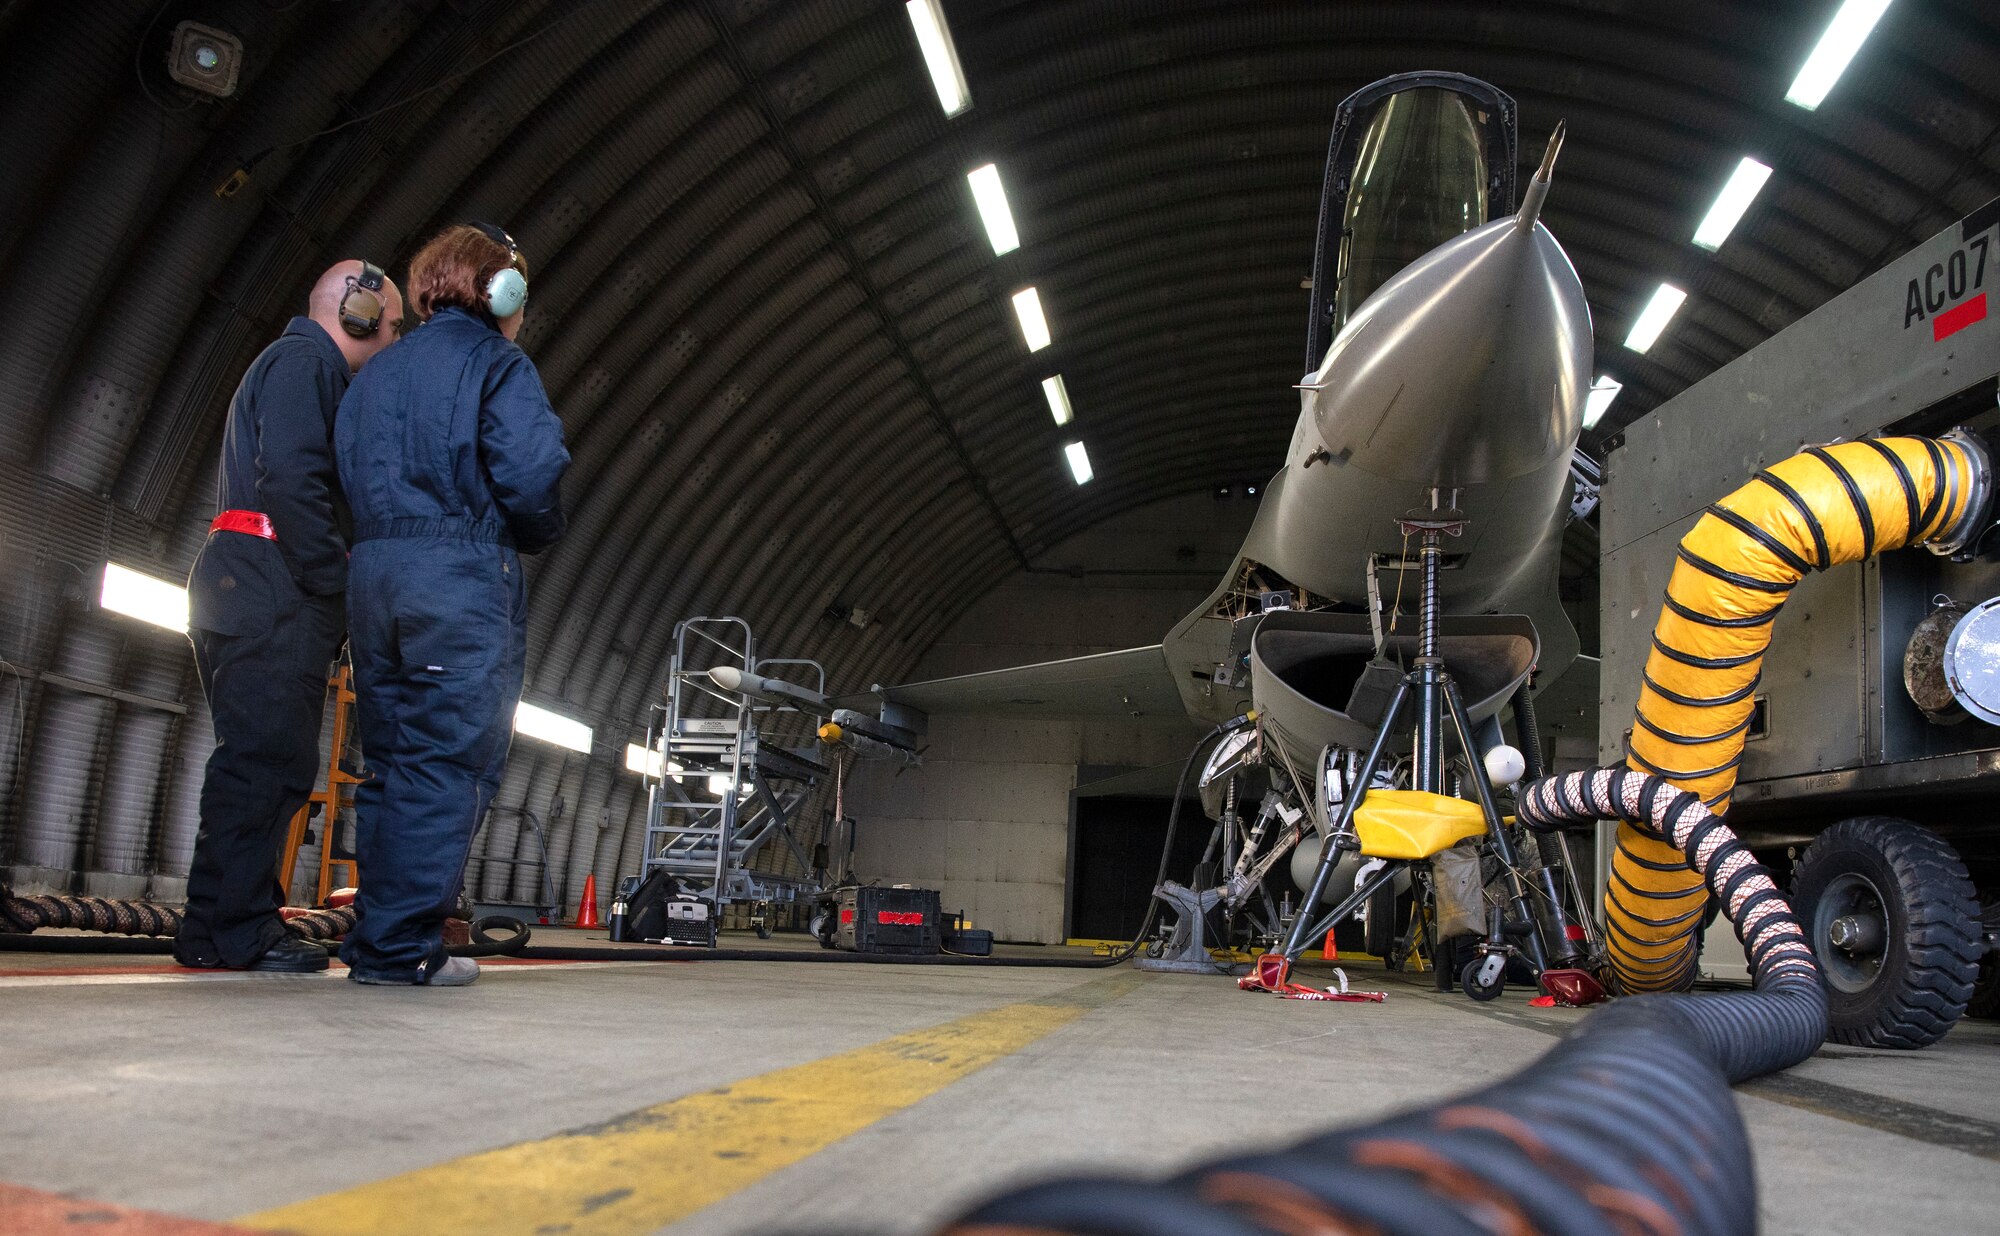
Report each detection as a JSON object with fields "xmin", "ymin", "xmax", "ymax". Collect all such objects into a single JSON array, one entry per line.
[{"xmin": 239, "ymin": 972, "xmax": 1142, "ymax": 1236}]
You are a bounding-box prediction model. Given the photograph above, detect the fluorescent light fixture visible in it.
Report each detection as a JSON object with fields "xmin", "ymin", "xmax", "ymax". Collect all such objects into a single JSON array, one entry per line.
[
  {"xmin": 1786, "ymin": 0, "xmax": 1894, "ymax": 110},
  {"xmin": 100, "ymin": 562, "xmax": 188, "ymax": 633},
  {"xmin": 1064, "ymin": 440, "xmax": 1093, "ymax": 485},
  {"xmin": 967, "ymin": 163, "xmax": 1019, "ymax": 255},
  {"xmin": 1692, "ymin": 157, "xmax": 1773, "ymax": 250},
  {"xmin": 1012, "ymin": 287, "xmax": 1050, "ymax": 351},
  {"xmin": 516, "ymin": 700, "xmax": 592, "ymax": 754},
  {"xmin": 1624, "ymin": 283, "xmax": 1688, "ymax": 354},
  {"xmin": 1041, "ymin": 374, "xmax": 1073, "ymax": 425},
  {"xmin": 625, "ymin": 743, "xmax": 660, "ymax": 777},
  {"xmin": 905, "ymin": 0, "xmax": 970, "ymax": 117},
  {"xmin": 1583, "ymin": 376, "xmax": 1624, "ymax": 428}
]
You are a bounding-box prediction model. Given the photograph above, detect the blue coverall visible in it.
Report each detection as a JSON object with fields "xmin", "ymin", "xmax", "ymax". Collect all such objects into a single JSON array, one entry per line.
[
  {"xmin": 178, "ymin": 318, "xmax": 351, "ymax": 967},
  {"xmin": 333, "ymin": 305, "xmax": 569, "ymax": 981}
]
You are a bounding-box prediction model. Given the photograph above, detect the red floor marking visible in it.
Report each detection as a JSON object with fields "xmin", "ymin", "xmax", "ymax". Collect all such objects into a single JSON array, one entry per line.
[{"xmin": 0, "ymin": 1182, "xmax": 277, "ymax": 1234}]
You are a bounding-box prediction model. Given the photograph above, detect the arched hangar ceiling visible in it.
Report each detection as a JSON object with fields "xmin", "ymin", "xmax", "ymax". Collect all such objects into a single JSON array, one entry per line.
[{"xmin": 1, "ymin": 0, "xmax": 1996, "ymax": 900}]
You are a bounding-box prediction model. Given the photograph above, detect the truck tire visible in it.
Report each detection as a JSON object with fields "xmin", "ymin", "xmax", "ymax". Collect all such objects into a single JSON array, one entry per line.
[{"xmin": 1791, "ymin": 817, "xmax": 1981, "ymax": 1048}]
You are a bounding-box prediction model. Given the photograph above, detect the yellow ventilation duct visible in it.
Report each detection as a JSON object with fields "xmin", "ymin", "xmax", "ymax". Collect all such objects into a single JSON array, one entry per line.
[{"xmin": 1608, "ymin": 433, "xmax": 1990, "ymax": 992}]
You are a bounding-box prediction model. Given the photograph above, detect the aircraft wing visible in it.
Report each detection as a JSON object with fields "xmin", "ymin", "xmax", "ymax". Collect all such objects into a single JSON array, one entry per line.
[{"xmin": 836, "ymin": 645, "xmax": 1188, "ymax": 719}]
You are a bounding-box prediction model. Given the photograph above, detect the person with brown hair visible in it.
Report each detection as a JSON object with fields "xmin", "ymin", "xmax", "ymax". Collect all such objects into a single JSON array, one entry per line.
[{"xmin": 333, "ymin": 223, "xmax": 569, "ymax": 986}]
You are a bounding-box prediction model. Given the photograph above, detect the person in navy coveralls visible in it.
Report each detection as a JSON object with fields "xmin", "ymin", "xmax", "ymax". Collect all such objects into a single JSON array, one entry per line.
[
  {"xmin": 177, "ymin": 261, "xmax": 404, "ymax": 973},
  {"xmin": 334, "ymin": 223, "xmax": 569, "ymax": 987}
]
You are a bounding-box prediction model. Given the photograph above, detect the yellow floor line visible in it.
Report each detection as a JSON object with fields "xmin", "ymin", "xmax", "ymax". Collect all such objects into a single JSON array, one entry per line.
[{"xmin": 238, "ymin": 971, "xmax": 1145, "ymax": 1236}]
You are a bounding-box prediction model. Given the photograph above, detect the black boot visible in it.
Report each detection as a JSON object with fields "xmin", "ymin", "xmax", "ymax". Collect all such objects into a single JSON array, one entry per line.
[{"xmin": 243, "ymin": 936, "xmax": 330, "ymax": 973}]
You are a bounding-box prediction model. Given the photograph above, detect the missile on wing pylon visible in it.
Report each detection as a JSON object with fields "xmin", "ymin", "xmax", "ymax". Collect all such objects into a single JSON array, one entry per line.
[
  {"xmin": 706, "ymin": 665, "xmax": 832, "ymax": 713},
  {"xmin": 818, "ymin": 721, "xmax": 922, "ymax": 767}
]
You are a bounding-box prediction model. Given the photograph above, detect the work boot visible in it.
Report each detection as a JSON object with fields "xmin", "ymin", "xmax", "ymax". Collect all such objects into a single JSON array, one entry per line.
[
  {"xmin": 244, "ymin": 936, "xmax": 330, "ymax": 973},
  {"xmin": 347, "ymin": 954, "xmax": 479, "ymax": 987}
]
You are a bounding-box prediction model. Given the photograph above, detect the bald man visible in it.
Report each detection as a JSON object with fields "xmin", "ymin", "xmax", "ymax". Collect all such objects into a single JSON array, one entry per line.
[{"xmin": 175, "ymin": 261, "xmax": 404, "ymax": 973}]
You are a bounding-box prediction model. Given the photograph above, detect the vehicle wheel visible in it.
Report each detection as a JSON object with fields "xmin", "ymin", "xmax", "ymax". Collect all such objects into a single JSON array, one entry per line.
[
  {"xmin": 1967, "ymin": 898, "xmax": 1999, "ymax": 1021},
  {"xmin": 1791, "ymin": 817, "xmax": 1981, "ymax": 1048},
  {"xmin": 1460, "ymin": 955, "xmax": 1505, "ymax": 1002}
]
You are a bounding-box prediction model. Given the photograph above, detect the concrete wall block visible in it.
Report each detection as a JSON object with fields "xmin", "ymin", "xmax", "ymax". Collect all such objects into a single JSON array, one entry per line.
[
  {"xmin": 856, "ymin": 816, "xmax": 944, "ymax": 883},
  {"xmin": 942, "ymin": 819, "xmax": 998, "ymax": 883}
]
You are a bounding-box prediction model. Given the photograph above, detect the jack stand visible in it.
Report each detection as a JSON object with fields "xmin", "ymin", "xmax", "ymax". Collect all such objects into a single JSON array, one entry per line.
[
  {"xmin": 1134, "ymin": 881, "xmax": 1243, "ymax": 974},
  {"xmin": 1276, "ymin": 500, "xmax": 1551, "ymax": 987}
]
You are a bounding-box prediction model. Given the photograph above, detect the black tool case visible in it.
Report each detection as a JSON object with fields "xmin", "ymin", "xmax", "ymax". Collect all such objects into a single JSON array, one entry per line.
[{"xmin": 834, "ymin": 886, "xmax": 942, "ymax": 955}]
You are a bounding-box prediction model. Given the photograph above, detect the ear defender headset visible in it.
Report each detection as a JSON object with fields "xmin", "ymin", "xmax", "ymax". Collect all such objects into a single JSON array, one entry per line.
[
  {"xmin": 468, "ymin": 221, "xmax": 528, "ymax": 319},
  {"xmin": 337, "ymin": 260, "xmax": 388, "ymax": 338}
]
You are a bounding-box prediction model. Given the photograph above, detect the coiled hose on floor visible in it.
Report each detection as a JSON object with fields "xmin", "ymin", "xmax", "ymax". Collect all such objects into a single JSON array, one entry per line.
[
  {"xmin": 940, "ymin": 767, "xmax": 1825, "ymax": 1236},
  {"xmin": 0, "ymin": 888, "xmax": 358, "ymax": 941},
  {"xmin": 1608, "ymin": 434, "xmax": 1987, "ymax": 992}
]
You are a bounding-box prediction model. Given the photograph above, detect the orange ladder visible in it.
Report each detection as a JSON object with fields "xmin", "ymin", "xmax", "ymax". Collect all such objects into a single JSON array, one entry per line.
[{"xmin": 278, "ymin": 663, "xmax": 363, "ymax": 905}]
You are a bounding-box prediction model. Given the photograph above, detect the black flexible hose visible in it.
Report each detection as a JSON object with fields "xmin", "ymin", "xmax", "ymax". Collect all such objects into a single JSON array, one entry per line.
[
  {"xmin": 1512, "ymin": 683, "xmax": 1543, "ymax": 781},
  {"xmin": 940, "ymin": 765, "xmax": 1826, "ymax": 1236}
]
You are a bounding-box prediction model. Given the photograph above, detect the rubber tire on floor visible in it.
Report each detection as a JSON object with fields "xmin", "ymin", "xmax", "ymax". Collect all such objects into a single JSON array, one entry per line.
[
  {"xmin": 1460, "ymin": 955, "xmax": 1504, "ymax": 1002},
  {"xmin": 1790, "ymin": 816, "xmax": 1981, "ymax": 1049},
  {"xmin": 1363, "ymin": 882, "xmax": 1396, "ymax": 960}
]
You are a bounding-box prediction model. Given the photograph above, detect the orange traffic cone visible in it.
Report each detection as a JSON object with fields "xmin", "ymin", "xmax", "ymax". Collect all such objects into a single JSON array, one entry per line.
[
  {"xmin": 574, "ymin": 873, "xmax": 601, "ymax": 929},
  {"xmin": 1321, "ymin": 927, "xmax": 1338, "ymax": 961}
]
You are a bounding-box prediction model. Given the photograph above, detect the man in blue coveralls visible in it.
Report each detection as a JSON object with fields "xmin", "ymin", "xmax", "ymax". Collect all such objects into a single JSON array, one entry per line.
[
  {"xmin": 335, "ymin": 223, "xmax": 569, "ymax": 986},
  {"xmin": 176, "ymin": 261, "xmax": 404, "ymax": 972}
]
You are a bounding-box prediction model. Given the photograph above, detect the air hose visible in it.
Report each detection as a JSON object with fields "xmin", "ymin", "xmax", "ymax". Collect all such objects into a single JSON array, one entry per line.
[
  {"xmin": 0, "ymin": 889, "xmax": 358, "ymax": 942},
  {"xmin": 938, "ymin": 767, "xmax": 1824, "ymax": 1236},
  {"xmin": 1608, "ymin": 433, "xmax": 1988, "ymax": 992}
]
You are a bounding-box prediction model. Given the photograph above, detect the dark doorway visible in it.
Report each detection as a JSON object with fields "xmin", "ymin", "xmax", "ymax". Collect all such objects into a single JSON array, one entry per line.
[{"xmin": 1068, "ymin": 794, "xmax": 1209, "ymax": 941}]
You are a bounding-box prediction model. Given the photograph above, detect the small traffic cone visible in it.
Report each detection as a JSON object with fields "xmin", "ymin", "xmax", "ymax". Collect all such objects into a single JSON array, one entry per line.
[
  {"xmin": 1321, "ymin": 927, "xmax": 1338, "ymax": 961},
  {"xmin": 574, "ymin": 873, "xmax": 602, "ymax": 929}
]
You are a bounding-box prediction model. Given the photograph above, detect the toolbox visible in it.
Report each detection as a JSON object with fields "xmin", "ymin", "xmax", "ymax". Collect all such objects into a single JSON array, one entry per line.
[{"xmin": 835, "ymin": 886, "xmax": 941, "ymax": 955}]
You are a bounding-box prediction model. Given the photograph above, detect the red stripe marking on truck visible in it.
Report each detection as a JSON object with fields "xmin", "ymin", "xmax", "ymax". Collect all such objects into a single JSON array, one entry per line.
[{"xmin": 1934, "ymin": 292, "xmax": 1987, "ymax": 341}]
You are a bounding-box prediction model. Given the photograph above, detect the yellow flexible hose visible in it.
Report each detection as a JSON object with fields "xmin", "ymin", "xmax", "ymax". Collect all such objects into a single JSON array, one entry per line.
[{"xmin": 1608, "ymin": 436, "xmax": 1980, "ymax": 992}]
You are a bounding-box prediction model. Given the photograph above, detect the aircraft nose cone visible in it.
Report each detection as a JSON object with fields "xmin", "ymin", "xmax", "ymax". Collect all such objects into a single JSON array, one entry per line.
[{"xmin": 1302, "ymin": 215, "xmax": 1591, "ymax": 487}]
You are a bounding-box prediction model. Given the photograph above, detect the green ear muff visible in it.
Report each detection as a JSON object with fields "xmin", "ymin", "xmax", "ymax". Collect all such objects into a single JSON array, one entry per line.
[{"xmin": 486, "ymin": 266, "xmax": 527, "ymax": 318}]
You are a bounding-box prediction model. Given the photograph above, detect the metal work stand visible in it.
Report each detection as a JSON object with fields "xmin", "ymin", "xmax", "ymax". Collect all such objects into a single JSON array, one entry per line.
[
  {"xmin": 639, "ymin": 618, "xmax": 827, "ymax": 929},
  {"xmin": 1277, "ymin": 508, "xmax": 1552, "ymax": 973}
]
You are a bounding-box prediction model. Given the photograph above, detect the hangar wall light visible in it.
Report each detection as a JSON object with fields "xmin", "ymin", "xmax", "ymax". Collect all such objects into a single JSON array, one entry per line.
[
  {"xmin": 1583, "ymin": 375, "xmax": 1624, "ymax": 428},
  {"xmin": 1012, "ymin": 287, "xmax": 1051, "ymax": 351},
  {"xmin": 1041, "ymin": 374, "xmax": 1073, "ymax": 425},
  {"xmin": 166, "ymin": 21, "xmax": 243, "ymax": 99},
  {"xmin": 99, "ymin": 563, "xmax": 188, "ymax": 633},
  {"xmin": 1624, "ymin": 283, "xmax": 1687, "ymax": 354},
  {"xmin": 623, "ymin": 743, "xmax": 685, "ymax": 778},
  {"xmin": 1785, "ymin": 0, "xmax": 1895, "ymax": 110},
  {"xmin": 967, "ymin": 164, "xmax": 1019, "ymax": 255},
  {"xmin": 1692, "ymin": 157, "xmax": 1773, "ymax": 251},
  {"xmin": 516, "ymin": 700, "xmax": 592, "ymax": 754},
  {"xmin": 1065, "ymin": 441, "xmax": 1094, "ymax": 485},
  {"xmin": 905, "ymin": 0, "xmax": 970, "ymax": 117}
]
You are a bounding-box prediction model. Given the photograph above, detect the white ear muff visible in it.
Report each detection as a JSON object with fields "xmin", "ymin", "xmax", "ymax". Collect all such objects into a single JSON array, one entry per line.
[{"xmin": 486, "ymin": 267, "xmax": 527, "ymax": 319}]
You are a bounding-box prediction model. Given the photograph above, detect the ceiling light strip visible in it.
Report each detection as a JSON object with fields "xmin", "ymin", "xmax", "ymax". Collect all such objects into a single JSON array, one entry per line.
[{"xmin": 905, "ymin": 0, "xmax": 970, "ymax": 117}]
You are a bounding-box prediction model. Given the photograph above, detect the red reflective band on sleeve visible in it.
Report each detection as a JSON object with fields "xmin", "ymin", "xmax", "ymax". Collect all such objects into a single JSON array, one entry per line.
[
  {"xmin": 209, "ymin": 509, "xmax": 277, "ymax": 540},
  {"xmin": 876, "ymin": 911, "xmax": 926, "ymax": 926},
  {"xmin": 1935, "ymin": 292, "xmax": 1988, "ymax": 341}
]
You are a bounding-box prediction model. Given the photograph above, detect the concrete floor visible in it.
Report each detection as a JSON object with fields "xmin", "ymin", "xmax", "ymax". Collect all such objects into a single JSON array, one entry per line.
[{"xmin": 1, "ymin": 932, "xmax": 1997, "ymax": 1235}]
